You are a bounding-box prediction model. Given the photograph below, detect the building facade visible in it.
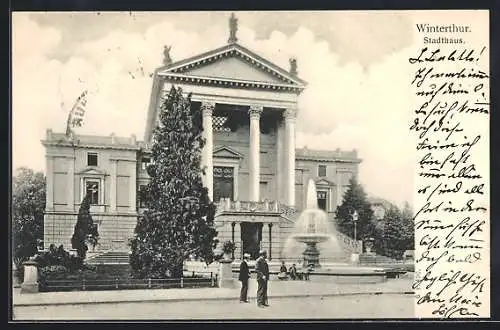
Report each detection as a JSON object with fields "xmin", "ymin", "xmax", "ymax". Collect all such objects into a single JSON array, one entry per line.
[{"xmin": 42, "ymin": 17, "xmax": 362, "ymax": 261}]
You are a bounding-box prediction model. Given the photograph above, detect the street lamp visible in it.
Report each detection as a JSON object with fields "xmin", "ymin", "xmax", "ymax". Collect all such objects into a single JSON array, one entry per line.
[
  {"xmin": 352, "ymin": 210, "xmax": 359, "ymax": 242},
  {"xmin": 350, "ymin": 210, "xmax": 360, "ymax": 265}
]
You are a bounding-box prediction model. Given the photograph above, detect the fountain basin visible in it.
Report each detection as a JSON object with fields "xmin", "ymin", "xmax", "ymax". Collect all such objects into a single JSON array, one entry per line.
[{"xmin": 291, "ymin": 234, "xmax": 330, "ymax": 244}]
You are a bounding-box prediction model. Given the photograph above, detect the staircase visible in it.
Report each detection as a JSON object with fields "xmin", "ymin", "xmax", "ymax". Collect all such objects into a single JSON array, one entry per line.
[
  {"xmin": 87, "ymin": 250, "xmax": 130, "ymax": 265},
  {"xmin": 359, "ymin": 253, "xmax": 396, "ymax": 265}
]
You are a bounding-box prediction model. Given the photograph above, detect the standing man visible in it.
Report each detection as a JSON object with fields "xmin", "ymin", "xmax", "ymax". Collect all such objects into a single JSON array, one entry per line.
[
  {"xmin": 239, "ymin": 253, "xmax": 251, "ymax": 303},
  {"xmin": 255, "ymin": 250, "xmax": 270, "ymax": 307}
]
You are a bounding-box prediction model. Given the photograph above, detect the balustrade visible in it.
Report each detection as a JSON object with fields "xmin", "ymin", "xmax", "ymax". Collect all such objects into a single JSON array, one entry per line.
[{"xmin": 215, "ymin": 198, "xmax": 280, "ymax": 213}]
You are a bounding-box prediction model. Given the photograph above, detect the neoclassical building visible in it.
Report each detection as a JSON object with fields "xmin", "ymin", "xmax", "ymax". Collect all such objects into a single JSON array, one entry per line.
[{"xmin": 42, "ymin": 15, "xmax": 362, "ymax": 261}]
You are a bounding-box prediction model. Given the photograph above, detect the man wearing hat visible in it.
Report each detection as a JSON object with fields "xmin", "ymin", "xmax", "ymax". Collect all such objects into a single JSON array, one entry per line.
[
  {"xmin": 255, "ymin": 250, "xmax": 270, "ymax": 307},
  {"xmin": 239, "ymin": 253, "xmax": 251, "ymax": 303}
]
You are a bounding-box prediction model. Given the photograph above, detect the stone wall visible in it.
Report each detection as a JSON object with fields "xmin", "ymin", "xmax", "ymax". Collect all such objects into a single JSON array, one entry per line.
[{"xmin": 44, "ymin": 212, "xmax": 137, "ymax": 251}]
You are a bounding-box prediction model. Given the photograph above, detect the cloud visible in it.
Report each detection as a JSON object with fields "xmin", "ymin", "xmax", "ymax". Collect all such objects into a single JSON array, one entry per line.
[{"xmin": 12, "ymin": 13, "xmax": 415, "ymax": 207}]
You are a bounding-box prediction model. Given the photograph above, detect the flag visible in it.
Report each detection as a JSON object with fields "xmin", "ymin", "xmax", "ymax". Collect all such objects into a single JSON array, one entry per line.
[{"xmin": 65, "ymin": 90, "xmax": 88, "ymax": 138}]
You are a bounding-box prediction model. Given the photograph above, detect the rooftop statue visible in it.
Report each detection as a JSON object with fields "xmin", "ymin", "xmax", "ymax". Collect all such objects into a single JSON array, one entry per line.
[
  {"xmin": 163, "ymin": 45, "xmax": 172, "ymax": 66},
  {"xmin": 228, "ymin": 13, "xmax": 238, "ymax": 43},
  {"xmin": 289, "ymin": 57, "xmax": 298, "ymax": 75}
]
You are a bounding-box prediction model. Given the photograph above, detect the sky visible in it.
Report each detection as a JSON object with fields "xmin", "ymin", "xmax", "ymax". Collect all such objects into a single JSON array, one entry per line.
[{"xmin": 12, "ymin": 11, "xmax": 419, "ymax": 207}]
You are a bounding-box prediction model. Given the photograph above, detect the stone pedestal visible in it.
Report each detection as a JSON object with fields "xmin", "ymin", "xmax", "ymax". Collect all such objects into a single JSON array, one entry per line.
[
  {"xmin": 302, "ymin": 243, "xmax": 321, "ymax": 268},
  {"xmin": 218, "ymin": 259, "xmax": 236, "ymax": 289},
  {"xmin": 350, "ymin": 253, "xmax": 360, "ymax": 265},
  {"xmin": 21, "ymin": 260, "xmax": 39, "ymax": 293}
]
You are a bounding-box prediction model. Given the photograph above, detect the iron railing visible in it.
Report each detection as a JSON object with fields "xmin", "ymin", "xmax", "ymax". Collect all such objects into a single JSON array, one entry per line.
[{"xmin": 39, "ymin": 272, "xmax": 218, "ymax": 292}]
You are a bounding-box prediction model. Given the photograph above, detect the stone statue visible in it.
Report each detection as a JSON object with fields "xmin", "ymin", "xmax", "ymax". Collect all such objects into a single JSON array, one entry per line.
[
  {"xmin": 228, "ymin": 13, "xmax": 238, "ymax": 43},
  {"xmin": 289, "ymin": 57, "xmax": 298, "ymax": 75},
  {"xmin": 163, "ymin": 45, "xmax": 172, "ymax": 66}
]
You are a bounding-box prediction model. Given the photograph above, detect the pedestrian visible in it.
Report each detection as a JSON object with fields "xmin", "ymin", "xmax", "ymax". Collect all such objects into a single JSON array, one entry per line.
[
  {"xmin": 239, "ymin": 253, "xmax": 251, "ymax": 303},
  {"xmin": 289, "ymin": 263, "xmax": 297, "ymax": 280},
  {"xmin": 255, "ymin": 250, "xmax": 270, "ymax": 307}
]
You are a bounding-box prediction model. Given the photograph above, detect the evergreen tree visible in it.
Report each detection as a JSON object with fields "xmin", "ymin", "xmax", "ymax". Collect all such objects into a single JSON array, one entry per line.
[
  {"xmin": 129, "ymin": 86, "xmax": 218, "ymax": 279},
  {"xmin": 400, "ymin": 201, "xmax": 415, "ymax": 251},
  {"xmin": 380, "ymin": 206, "xmax": 405, "ymax": 259},
  {"xmin": 71, "ymin": 190, "xmax": 99, "ymax": 259},
  {"xmin": 334, "ymin": 177, "xmax": 375, "ymax": 242}
]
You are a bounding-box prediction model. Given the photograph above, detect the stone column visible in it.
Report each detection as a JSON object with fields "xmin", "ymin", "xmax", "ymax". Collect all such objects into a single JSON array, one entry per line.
[
  {"xmin": 276, "ymin": 118, "xmax": 284, "ymax": 202},
  {"xmin": 201, "ymin": 102, "xmax": 215, "ymax": 201},
  {"xmin": 234, "ymin": 222, "xmax": 241, "ymax": 259},
  {"xmin": 67, "ymin": 157, "xmax": 75, "ymax": 210},
  {"xmin": 248, "ymin": 105, "xmax": 263, "ymax": 202},
  {"xmin": 268, "ymin": 223, "xmax": 273, "ymax": 260},
  {"xmin": 231, "ymin": 222, "xmax": 236, "ymax": 260},
  {"xmin": 129, "ymin": 162, "xmax": 137, "ymax": 211},
  {"xmin": 46, "ymin": 156, "xmax": 54, "ymax": 210},
  {"xmin": 239, "ymin": 223, "xmax": 245, "ymax": 260},
  {"xmin": 284, "ymin": 108, "xmax": 296, "ymax": 207},
  {"xmin": 109, "ymin": 160, "xmax": 117, "ymax": 211}
]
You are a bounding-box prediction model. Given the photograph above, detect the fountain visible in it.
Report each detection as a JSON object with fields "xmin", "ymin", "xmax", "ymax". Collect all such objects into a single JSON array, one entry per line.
[
  {"xmin": 283, "ymin": 179, "xmax": 409, "ymax": 284},
  {"xmin": 290, "ymin": 179, "xmax": 331, "ymax": 268}
]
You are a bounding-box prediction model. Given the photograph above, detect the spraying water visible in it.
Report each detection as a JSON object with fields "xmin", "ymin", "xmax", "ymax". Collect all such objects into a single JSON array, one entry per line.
[{"xmin": 282, "ymin": 179, "xmax": 344, "ymax": 267}]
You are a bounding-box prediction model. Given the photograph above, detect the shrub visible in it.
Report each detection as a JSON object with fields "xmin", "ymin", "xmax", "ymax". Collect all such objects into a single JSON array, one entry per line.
[
  {"xmin": 39, "ymin": 265, "xmax": 70, "ymax": 281},
  {"xmin": 222, "ymin": 240, "xmax": 236, "ymax": 255},
  {"xmin": 35, "ymin": 244, "xmax": 84, "ymax": 271}
]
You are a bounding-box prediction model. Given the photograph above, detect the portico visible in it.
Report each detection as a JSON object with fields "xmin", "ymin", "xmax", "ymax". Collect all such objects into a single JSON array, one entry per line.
[{"xmin": 198, "ymin": 101, "xmax": 298, "ymax": 207}]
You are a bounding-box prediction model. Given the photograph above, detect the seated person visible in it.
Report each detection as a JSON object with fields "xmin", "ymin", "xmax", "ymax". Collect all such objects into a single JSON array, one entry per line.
[{"xmin": 278, "ymin": 261, "xmax": 288, "ymax": 280}]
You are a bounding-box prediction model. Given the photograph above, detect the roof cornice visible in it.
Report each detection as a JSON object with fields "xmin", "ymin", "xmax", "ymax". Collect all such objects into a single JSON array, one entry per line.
[{"xmin": 160, "ymin": 72, "xmax": 303, "ymax": 93}]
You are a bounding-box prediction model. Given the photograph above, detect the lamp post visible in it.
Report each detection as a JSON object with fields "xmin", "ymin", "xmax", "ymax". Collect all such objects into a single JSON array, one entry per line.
[
  {"xmin": 352, "ymin": 210, "xmax": 359, "ymax": 242},
  {"xmin": 350, "ymin": 210, "xmax": 360, "ymax": 265}
]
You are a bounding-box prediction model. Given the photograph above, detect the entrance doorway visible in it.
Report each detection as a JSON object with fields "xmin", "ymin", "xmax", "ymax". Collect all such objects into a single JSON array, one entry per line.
[
  {"xmin": 317, "ymin": 190, "xmax": 328, "ymax": 211},
  {"xmin": 240, "ymin": 222, "xmax": 263, "ymax": 260}
]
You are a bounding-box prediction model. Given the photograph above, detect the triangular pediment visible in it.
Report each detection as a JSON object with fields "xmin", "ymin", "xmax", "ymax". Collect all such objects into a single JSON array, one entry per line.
[
  {"xmin": 315, "ymin": 178, "xmax": 335, "ymax": 186},
  {"xmin": 158, "ymin": 43, "xmax": 307, "ymax": 88},
  {"xmin": 181, "ymin": 56, "xmax": 285, "ymax": 83},
  {"xmin": 77, "ymin": 167, "xmax": 107, "ymax": 176},
  {"xmin": 213, "ymin": 145, "xmax": 243, "ymax": 159}
]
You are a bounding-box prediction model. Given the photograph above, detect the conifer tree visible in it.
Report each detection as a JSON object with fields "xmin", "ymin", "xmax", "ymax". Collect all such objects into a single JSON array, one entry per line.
[
  {"xmin": 400, "ymin": 202, "xmax": 415, "ymax": 251},
  {"xmin": 129, "ymin": 86, "xmax": 217, "ymax": 279},
  {"xmin": 71, "ymin": 191, "xmax": 99, "ymax": 259},
  {"xmin": 334, "ymin": 177, "xmax": 375, "ymax": 241},
  {"xmin": 380, "ymin": 206, "xmax": 405, "ymax": 259}
]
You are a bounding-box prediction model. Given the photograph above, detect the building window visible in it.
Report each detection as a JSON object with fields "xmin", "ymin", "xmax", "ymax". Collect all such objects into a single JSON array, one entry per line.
[
  {"xmin": 317, "ymin": 190, "xmax": 328, "ymax": 211},
  {"xmin": 318, "ymin": 165, "xmax": 327, "ymax": 177},
  {"xmin": 85, "ymin": 180, "xmax": 100, "ymax": 205},
  {"xmin": 138, "ymin": 185, "xmax": 148, "ymax": 208},
  {"xmin": 213, "ymin": 166, "xmax": 234, "ymax": 202},
  {"xmin": 87, "ymin": 153, "xmax": 98, "ymax": 166},
  {"xmin": 141, "ymin": 157, "xmax": 150, "ymax": 171}
]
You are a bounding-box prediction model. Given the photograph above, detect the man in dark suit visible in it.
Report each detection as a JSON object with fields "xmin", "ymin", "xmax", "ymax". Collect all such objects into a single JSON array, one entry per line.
[
  {"xmin": 255, "ymin": 250, "xmax": 270, "ymax": 307},
  {"xmin": 239, "ymin": 253, "xmax": 251, "ymax": 302}
]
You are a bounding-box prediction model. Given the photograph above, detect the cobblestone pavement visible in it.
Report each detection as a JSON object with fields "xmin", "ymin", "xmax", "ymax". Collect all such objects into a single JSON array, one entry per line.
[{"xmin": 13, "ymin": 293, "xmax": 414, "ymax": 320}]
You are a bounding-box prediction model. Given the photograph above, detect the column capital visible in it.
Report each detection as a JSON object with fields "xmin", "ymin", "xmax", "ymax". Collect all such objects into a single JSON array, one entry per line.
[
  {"xmin": 248, "ymin": 105, "xmax": 263, "ymax": 118},
  {"xmin": 284, "ymin": 107, "xmax": 297, "ymax": 120},
  {"xmin": 201, "ymin": 102, "xmax": 215, "ymax": 116}
]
